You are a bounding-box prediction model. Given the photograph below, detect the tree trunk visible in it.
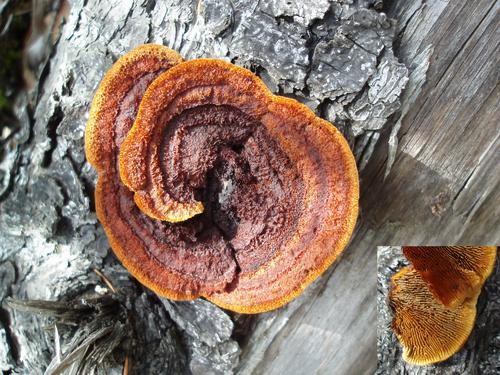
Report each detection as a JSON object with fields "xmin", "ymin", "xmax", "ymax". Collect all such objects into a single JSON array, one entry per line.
[{"xmin": 0, "ymin": 0, "xmax": 498, "ymax": 374}]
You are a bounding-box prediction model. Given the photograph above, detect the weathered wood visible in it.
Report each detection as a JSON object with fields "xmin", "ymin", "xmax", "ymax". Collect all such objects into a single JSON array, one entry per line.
[{"xmin": 363, "ymin": 0, "xmax": 500, "ymax": 245}]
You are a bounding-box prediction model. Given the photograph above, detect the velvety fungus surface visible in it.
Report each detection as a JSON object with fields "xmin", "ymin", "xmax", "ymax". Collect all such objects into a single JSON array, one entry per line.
[{"xmin": 85, "ymin": 44, "xmax": 359, "ymax": 313}]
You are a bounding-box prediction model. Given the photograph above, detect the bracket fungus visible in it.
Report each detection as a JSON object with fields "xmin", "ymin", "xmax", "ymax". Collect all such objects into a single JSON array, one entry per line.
[
  {"xmin": 85, "ymin": 44, "xmax": 359, "ymax": 314},
  {"xmin": 389, "ymin": 246, "xmax": 497, "ymax": 365},
  {"xmin": 402, "ymin": 246, "xmax": 498, "ymax": 308}
]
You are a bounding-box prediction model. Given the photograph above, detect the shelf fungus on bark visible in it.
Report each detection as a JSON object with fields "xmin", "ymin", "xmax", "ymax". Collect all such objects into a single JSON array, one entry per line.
[
  {"xmin": 85, "ymin": 44, "xmax": 359, "ymax": 314},
  {"xmin": 389, "ymin": 246, "xmax": 497, "ymax": 365}
]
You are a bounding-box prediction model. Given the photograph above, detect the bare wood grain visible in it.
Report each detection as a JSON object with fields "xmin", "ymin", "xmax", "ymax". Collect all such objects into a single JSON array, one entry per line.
[{"xmin": 362, "ymin": 0, "xmax": 499, "ymax": 245}]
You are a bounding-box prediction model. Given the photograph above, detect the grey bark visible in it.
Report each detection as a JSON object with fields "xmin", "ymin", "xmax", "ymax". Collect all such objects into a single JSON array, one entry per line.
[
  {"xmin": 377, "ymin": 247, "xmax": 500, "ymax": 375},
  {"xmin": 1, "ymin": 0, "xmax": 412, "ymax": 374}
]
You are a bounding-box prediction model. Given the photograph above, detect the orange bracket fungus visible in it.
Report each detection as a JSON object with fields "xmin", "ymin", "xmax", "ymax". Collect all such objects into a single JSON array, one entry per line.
[
  {"xmin": 389, "ymin": 246, "xmax": 497, "ymax": 365},
  {"xmin": 85, "ymin": 44, "xmax": 359, "ymax": 314},
  {"xmin": 402, "ymin": 246, "xmax": 498, "ymax": 308}
]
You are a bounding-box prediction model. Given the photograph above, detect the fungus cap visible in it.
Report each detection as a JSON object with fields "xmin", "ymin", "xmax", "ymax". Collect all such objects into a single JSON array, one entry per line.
[{"xmin": 85, "ymin": 44, "xmax": 359, "ymax": 313}]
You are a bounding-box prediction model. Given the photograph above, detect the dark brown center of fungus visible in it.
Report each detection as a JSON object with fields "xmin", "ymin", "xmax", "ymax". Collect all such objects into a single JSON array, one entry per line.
[
  {"xmin": 153, "ymin": 104, "xmax": 304, "ymax": 277},
  {"xmin": 111, "ymin": 98, "xmax": 305, "ymax": 288}
]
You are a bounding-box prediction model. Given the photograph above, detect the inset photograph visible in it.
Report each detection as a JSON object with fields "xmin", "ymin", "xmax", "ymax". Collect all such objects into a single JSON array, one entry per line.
[{"xmin": 377, "ymin": 246, "xmax": 499, "ymax": 374}]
